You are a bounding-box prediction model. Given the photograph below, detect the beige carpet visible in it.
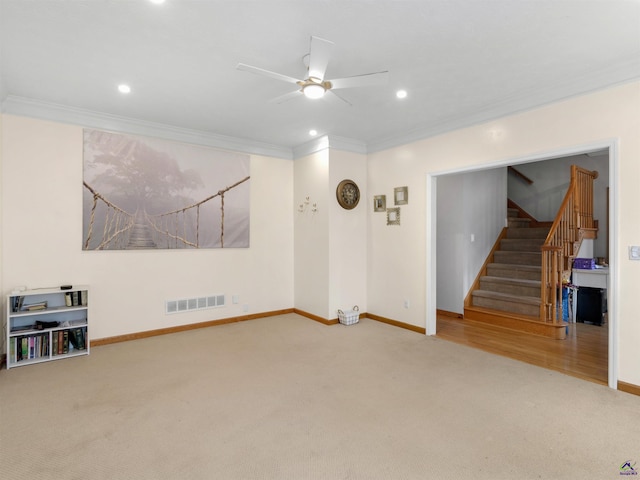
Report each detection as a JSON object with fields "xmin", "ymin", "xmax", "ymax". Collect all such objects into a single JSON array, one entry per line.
[{"xmin": 1, "ymin": 314, "xmax": 638, "ymax": 479}]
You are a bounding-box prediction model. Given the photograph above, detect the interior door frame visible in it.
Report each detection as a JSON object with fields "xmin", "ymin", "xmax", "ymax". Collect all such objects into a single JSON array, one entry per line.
[{"xmin": 425, "ymin": 140, "xmax": 619, "ymax": 389}]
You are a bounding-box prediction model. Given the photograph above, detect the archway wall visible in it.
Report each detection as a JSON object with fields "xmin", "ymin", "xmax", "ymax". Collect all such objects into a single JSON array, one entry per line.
[{"xmin": 367, "ymin": 81, "xmax": 640, "ymax": 386}]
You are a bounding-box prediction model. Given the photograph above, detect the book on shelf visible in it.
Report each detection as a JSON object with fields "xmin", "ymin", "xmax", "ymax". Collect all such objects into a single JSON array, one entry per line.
[
  {"xmin": 12, "ymin": 296, "xmax": 25, "ymax": 312},
  {"xmin": 21, "ymin": 337, "xmax": 28, "ymax": 360},
  {"xmin": 65, "ymin": 292, "xmax": 72, "ymax": 307},
  {"xmin": 56, "ymin": 331, "xmax": 64, "ymax": 355},
  {"xmin": 52, "ymin": 331, "xmax": 58, "ymax": 356},
  {"xmin": 80, "ymin": 290, "xmax": 88, "ymax": 306},
  {"xmin": 10, "ymin": 337, "xmax": 16, "ymax": 364},
  {"xmin": 68, "ymin": 327, "xmax": 87, "ymax": 351},
  {"xmin": 22, "ymin": 301, "xmax": 48, "ymax": 311}
]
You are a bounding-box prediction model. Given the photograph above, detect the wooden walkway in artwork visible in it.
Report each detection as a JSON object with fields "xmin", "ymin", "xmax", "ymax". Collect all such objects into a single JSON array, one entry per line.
[{"xmin": 126, "ymin": 218, "xmax": 157, "ymax": 249}]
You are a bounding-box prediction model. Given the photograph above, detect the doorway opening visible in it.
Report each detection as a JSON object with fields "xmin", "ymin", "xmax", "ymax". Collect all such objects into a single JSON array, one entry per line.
[{"xmin": 426, "ymin": 142, "xmax": 618, "ymax": 388}]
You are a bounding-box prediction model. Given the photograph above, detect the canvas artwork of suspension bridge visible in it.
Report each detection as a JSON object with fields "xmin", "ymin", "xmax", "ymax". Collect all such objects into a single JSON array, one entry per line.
[{"xmin": 82, "ymin": 129, "xmax": 250, "ymax": 250}]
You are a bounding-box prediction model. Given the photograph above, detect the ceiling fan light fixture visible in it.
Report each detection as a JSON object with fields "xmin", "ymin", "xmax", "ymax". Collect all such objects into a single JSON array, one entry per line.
[{"xmin": 303, "ymin": 83, "xmax": 326, "ymax": 99}]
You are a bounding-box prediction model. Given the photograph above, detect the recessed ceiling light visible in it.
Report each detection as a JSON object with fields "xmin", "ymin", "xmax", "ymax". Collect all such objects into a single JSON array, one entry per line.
[
  {"xmin": 118, "ymin": 84, "xmax": 131, "ymax": 94},
  {"xmin": 149, "ymin": 0, "xmax": 165, "ymax": 4},
  {"xmin": 309, "ymin": 129, "xmax": 318, "ymax": 136},
  {"xmin": 396, "ymin": 90, "xmax": 407, "ymax": 99}
]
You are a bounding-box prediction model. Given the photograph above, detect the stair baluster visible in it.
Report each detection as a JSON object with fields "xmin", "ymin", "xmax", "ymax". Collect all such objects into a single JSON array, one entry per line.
[{"xmin": 541, "ymin": 165, "xmax": 598, "ymax": 323}]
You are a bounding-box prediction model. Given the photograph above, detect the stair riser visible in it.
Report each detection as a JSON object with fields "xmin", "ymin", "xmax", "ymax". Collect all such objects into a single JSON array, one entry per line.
[
  {"xmin": 499, "ymin": 239, "xmax": 544, "ymax": 251},
  {"xmin": 486, "ymin": 265, "xmax": 541, "ymax": 281},
  {"xmin": 479, "ymin": 279, "xmax": 540, "ymax": 297},
  {"xmin": 472, "ymin": 296, "xmax": 540, "ymax": 317},
  {"xmin": 464, "ymin": 307, "xmax": 566, "ymax": 339},
  {"xmin": 506, "ymin": 228, "xmax": 550, "ymax": 239},
  {"xmin": 508, "ymin": 218, "xmax": 531, "ymax": 228},
  {"xmin": 494, "ymin": 251, "xmax": 541, "ymax": 265}
]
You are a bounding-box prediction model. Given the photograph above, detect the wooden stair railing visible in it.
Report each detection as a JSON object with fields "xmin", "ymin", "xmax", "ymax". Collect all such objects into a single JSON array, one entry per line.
[{"xmin": 541, "ymin": 165, "xmax": 598, "ymax": 323}]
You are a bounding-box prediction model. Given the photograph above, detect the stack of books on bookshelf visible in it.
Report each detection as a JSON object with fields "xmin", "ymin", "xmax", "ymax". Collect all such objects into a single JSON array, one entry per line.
[
  {"xmin": 22, "ymin": 301, "xmax": 48, "ymax": 311},
  {"xmin": 64, "ymin": 291, "xmax": 87, "ymax": 307},
  {"xmin": 9, "ymin": 333, "xmax": 50, "ymax": 363}
]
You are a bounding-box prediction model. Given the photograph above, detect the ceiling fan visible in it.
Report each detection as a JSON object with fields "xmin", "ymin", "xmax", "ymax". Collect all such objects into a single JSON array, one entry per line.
[{"xmin": 236, "ymin": 36, "xmax": 389, "ymax": 105}]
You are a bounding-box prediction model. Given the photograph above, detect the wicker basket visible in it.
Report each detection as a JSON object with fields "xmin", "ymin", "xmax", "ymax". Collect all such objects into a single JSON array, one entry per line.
[{"xmin": 337, "ymin": 305, "xmax": 360, "ymax": 326}]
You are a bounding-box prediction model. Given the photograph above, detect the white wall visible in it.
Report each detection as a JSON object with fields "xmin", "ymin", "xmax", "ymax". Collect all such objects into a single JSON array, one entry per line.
[
  {"xmin": 437, "ymin": 167, "xmax": 507, "ymax": 314},
  {"xmin": 368, "ymin": 148, "xmax": 426, "ymax": 326},
  {"xmin": 1, "ymin": 115, "xmax": 294, "ymax": 342},
  {"xmin": 329, "ymin": 149, "xmax": 367, "ymax": 316},
  {"xmin": 367, "ymin": 81, "xmax": 640, "ymax": 386},
  {"xmin": 293, "ymin": 147, "xmax": 368, "ymax": 320},
  {"xmin": 508, "ymin": 153, "xmax": 610, "ymax": 258},
  {"xmin": 293, "ymin": 150, "xmax": 330, "ymax": 318}
]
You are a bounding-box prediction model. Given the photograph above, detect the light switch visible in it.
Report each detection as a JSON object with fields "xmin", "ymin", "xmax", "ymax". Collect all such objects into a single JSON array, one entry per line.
[{"xmin": 629, "ymin": 246, "xmax": 640, "ymax": 260}]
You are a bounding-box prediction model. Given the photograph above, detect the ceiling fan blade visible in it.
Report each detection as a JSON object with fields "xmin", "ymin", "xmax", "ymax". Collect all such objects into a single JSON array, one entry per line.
[
  {"xmin": 269, "ymin": 89, "xmax": 303, "ymax": 104},
  {"xmin": 330, "ymin": 71, "xmax": 389, "ymax": 90},
  {"xmin": 308, "ymin": 36, "xmax": 334, "ymax": 81},
  {"xmin": 325, "ymin": 90, "xmax": 352, "ymax": 106},
  {"xmin": 236, "ymin": 63, "xmax": 300, "ymax": 84}
]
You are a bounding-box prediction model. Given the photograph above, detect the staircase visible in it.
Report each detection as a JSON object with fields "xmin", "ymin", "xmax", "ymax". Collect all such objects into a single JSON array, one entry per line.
[
  {"xmin": 463, "ymin": 165, "xmax": 599, "ymax": 340},
  {"xmin": 464, "ymin": 208, "xmax": 567, "ymax": 339}
]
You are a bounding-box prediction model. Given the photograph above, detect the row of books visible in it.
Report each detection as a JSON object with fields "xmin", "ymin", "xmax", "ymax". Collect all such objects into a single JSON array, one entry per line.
[
  {"xmin": 9, "ymin": 333, "xmax": 49, "ymax": 362},
  {"xmin": 65, "ymin": 291, "xmax": 88, "ymax": 307},
  {"xmin": 10, "ymin": 297, "xmax": 48, "ymax": 312},
  {"xmin": 9, "ymin": 327, "xmax": 88, "ymax": 364}
]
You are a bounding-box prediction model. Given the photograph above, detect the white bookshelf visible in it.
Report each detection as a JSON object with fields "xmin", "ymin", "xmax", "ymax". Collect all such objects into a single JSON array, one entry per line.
[{"xmin": 6, "ymin": 286, "xmax": 89, "ymax": 369}]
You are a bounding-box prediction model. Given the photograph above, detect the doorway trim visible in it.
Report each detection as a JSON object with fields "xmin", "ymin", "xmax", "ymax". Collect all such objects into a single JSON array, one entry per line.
[{"xmin": 425, "ymin": 140, "xmax": 619, "ymax": 389}]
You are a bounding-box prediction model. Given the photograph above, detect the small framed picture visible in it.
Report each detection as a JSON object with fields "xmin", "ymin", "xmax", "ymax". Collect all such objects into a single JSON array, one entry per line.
[
  {"xmin": 373, "ymin": 195, "xmax": 386, "ymax": 212},
  {"xmin": 387, "ymin": 207, "xmax": 400, "ymax": 226},
  {"xmin": 394, "ymin": 186, "xmax": 408, "ymax": 205}
]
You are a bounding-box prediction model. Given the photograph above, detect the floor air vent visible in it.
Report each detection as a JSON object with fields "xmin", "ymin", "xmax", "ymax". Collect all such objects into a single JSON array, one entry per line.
[{"xmin": 166, "ymin": 294, "xmax": 225, "ymax": 314}]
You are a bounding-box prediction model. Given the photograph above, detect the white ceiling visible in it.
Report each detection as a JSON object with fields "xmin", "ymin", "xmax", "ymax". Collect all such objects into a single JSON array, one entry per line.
[{"xmin": 1, "ymin": 0, "xmax": 639, "ymax": 157}]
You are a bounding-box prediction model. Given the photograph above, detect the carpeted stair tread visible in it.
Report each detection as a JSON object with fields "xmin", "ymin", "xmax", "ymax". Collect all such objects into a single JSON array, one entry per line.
[
  {"xmin": 481, "ymin": 276, "xmax": 541, "ymax": 287},
  {"xmin": 494, "ymin": 251, "xmax": 541, "ymax": 265},
  {"xmin": 500, "ymin": 238, "xmax": 545, "ymax": 251},
  {"xmin": 488, "ymin": 263, "xmax": 541, "ymax": 271},
  {"xmin": 486, "ymin": 263, "xmax": 542, "ymax": 281},
  {"xmin": 506, "ymin": 227, "xmax": 550, "ymax": 239},
  {"xmin": 507, "ymin": 218, "xmax": 531, "ymax": 228}
]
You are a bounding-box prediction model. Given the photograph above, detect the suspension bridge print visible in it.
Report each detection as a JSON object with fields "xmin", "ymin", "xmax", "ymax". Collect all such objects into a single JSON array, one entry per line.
[{"xmin": 82, "ymin": 129, "xmax": 250, "ymax": 250}]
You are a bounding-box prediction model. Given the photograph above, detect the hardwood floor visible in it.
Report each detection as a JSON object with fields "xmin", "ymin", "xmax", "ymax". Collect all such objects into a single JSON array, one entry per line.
[{"xmin": 436, "ymin": 314, "xmax": 608, "ymax": 385}]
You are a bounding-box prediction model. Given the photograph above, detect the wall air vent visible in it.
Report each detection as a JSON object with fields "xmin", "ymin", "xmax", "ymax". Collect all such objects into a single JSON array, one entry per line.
[{"xmin": 165, "ymin": 294, "xmax": 226, "ymax": 314}]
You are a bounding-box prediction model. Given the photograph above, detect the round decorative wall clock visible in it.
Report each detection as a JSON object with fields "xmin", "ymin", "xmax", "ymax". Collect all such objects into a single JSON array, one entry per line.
[{"xmin": 336, "ymin": 179, "xmax": 360, "ymax": 210}]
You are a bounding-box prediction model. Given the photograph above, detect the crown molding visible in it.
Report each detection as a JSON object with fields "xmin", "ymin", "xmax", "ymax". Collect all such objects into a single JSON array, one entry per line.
[
  {"xmin": 327, "ymin": 135, "xmax": 367, "ymax": 155},
  {"xmin": 292, "ymin": 134, "xmax": 366, "ymax": 159},
  {"xmin": 1, "ymin": 95, "xmax": 294, "ymax": 160},
  {"xmin": 292, "ymin": 135, "xmax": 330, "ymax": 158},
  {"xmin": 4, "ymin": 54, "xmax": 638, "ymax": 159}
]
